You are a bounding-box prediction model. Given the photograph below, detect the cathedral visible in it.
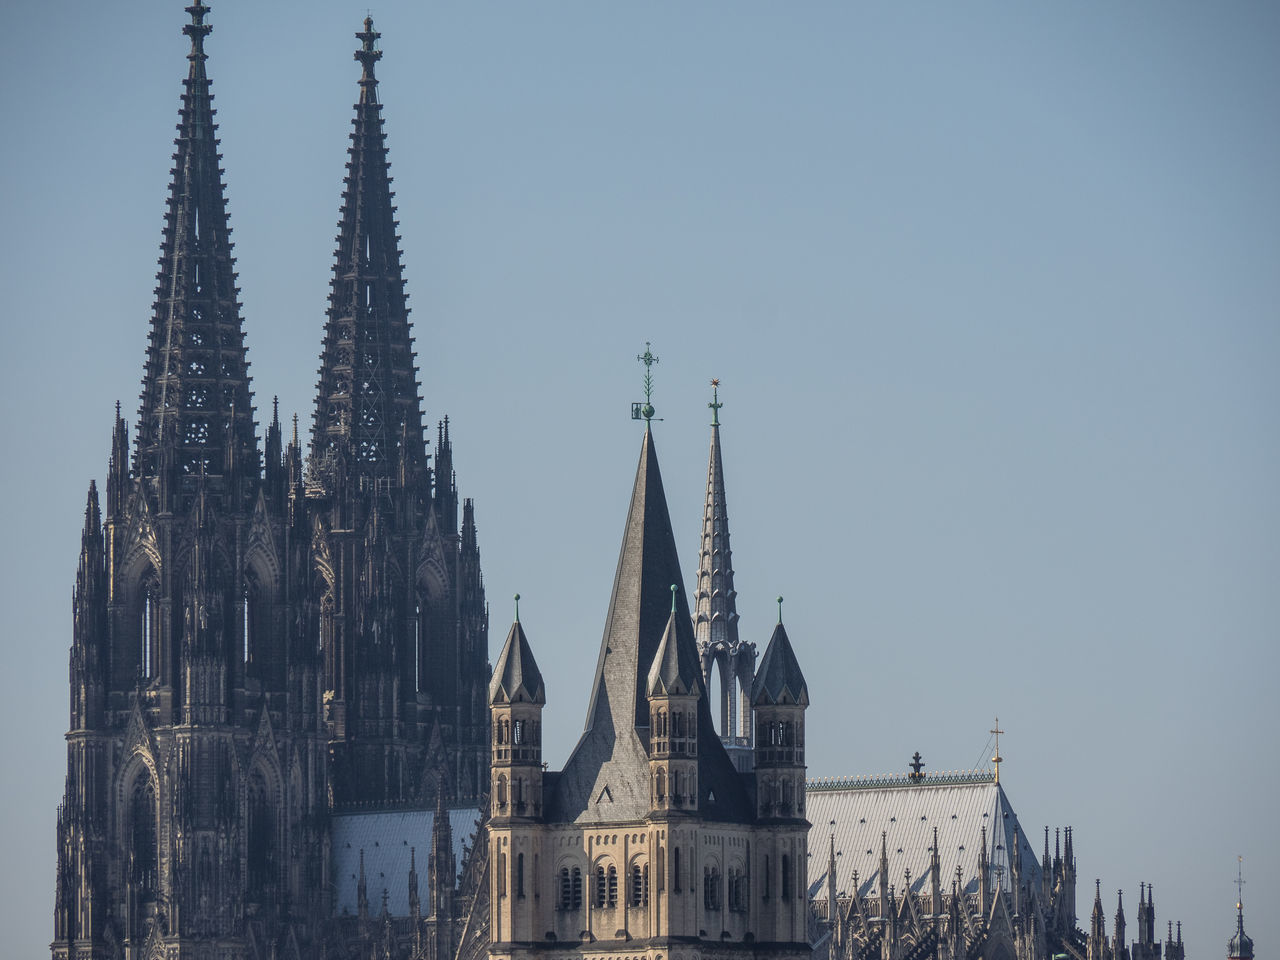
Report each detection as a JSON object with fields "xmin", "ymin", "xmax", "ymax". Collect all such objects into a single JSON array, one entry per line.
[{"xmin": 53, "ymin": 7, "xmax": 488, "ymax": 959}]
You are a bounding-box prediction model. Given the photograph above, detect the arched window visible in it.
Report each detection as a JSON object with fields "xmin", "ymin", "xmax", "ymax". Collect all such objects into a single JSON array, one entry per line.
[
  {"xmin": 595, "ymin": 865, "xmax": 607, "ymax": 907},
  {"xmin": 496, "ymin": 775, "xmax": 508, "ymax": 808},
  {"xmin": 655, "ymin": 768, "xmax": 666, "ymax": 801},
  {"xmin": 673, "ymin": 847, "xmax": 682, "ymax": 893},
  {"xmin": 558, "ymin": 867, "xmax": 571, "ymax": 910},
  {"xmin": 246, "ymin": 772, "xmax": 276, "ymax": 902},
  {"xmin": 129, "ymin": 775, "xmax": 157, "ymax": 900},
  {"xmin": 571, "ymin": 867, "xmax": 583, "ymax": 908},
  {"xmin": 607, "ymin": 865, "xmax": 618, "ymax": 907},
  {"xmin": 138, "ymin": 577, "xmax": 161, "ymax": 680},
  {"xmin": 763, "ymin": 854, "xmax": 771, "ymax": 900},
  {"xmin": 781, "ymin": 854, "xmax": 792, "ymax": 901},
  {"xmin": 630, "ymin": 863, "xmax": 648, "ymax": 906},
  {"xmin": 517, "ymin": 852, "xmax": 525, "ymax": 898}
]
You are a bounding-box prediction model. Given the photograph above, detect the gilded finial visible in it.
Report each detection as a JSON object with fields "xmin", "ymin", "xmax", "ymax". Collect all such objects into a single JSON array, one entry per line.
[
  {"xmin": 777, "ymin": 595, "xmax": 784, "ymax": 623},
  {"xmin": 631, "ymin": 343, "xmax": 660, "ymax": 424},
  {"xmin": 670, "ymin": 583, "xmax": 678, "ymax": 614},
  {"xmin": 514, "ymin": 593, "xmax": 520, "ymax": 623},
  {"xmin": 709, "ymin": 378, "xmax": 723, "ymax": 426}
]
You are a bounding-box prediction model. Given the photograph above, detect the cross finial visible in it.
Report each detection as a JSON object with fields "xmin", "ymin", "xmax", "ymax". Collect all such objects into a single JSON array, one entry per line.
[
  {"xmin": 709, "ymin": 378, "xmax": 724, "ymax": 426},
  {"xmin": 990, "ymin": 717, "xmax": 1004, "ymax": 783},
  {"xmin": 632, "ymin": 342, "xmax": 660, "ymax": 424},
  {"xmin": 1236, "ymin": 855, "xmax": 1245, "ymax": 910},
  {"xmin": 909, "ymin": 751, "xmax": 925, "ymax": 780}
]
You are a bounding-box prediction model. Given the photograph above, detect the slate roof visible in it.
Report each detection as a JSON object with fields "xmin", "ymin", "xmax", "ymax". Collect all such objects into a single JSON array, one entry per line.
[
  {"xmin": 752, "ymin": 621, "xmax": 809, "ymax": 705},
  {"xmin": 489, "ymin": 618, "xmax": 545, "ymax": 704},
  {"xmin": 331, "ymin": 807, "xmax": 480, "ymax": 917},
  {"xmin": 805, "ymin": 773, "xmax": 1042, "ymax": 901},
  {"xmin": 546, "ymin": 428, "xmax": 752, "ymax": 825},
  {"xmin": 648, "ymin": 605, "xmax": 700, "ymax": 696}
]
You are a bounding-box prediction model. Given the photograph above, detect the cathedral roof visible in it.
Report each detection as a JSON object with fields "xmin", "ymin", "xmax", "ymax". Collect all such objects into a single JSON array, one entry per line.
[
  {"xmin": 489, "ymin": 617, "xmax": 545, "ymax": 705},
  {"xmin": 693, "ymin": 388, "xmax": 745, "ymax": 657},
  {"xmin": 546, "ymin": 427, "xmax": 751, "ymax": 825},
  {"xmin": 804, "ymin": 772, "xmax": 1043, "ymax": 902},
  {"xmin": 1229, "ymin": 903, "xmax": 1254, "ymax": 959},
  {"xmin": 752, "ymin": 621, "xmax": 809, "ymax": 705},
  {"xmin": 331, "ymin": 806, "xmax": 479, "ymax": 917}
]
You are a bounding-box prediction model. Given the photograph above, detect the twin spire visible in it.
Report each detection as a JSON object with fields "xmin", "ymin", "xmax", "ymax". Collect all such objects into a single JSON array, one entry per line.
[{"xmin": 138, "ymin": 5, "xmax": 426, "ymax": 493}]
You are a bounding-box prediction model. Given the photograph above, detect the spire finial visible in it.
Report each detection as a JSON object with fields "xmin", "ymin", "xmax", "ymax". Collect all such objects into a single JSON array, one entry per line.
[
  {"xmin": 777, "ymin": 595, "xmax": 784, "ymax": 623},
  {"xmin": 183, "ymin": 3, "xmax": 212, "ymax": 58},
  {"xmin": 990, "ymin": 716, "xmax": 1004, "ymax": 783},
  {"xmin": 1236, "ymin": 854, "xmax": 1245, "ymax": 912},
  {"xmin": 514, "ymin": 593, "xmax": 520, "ymax": 623},
  {"xmin": 355, "ymin": 14, "xmax": 382, "ymax": 93},
  {"xmin": 632, "ymin": 342, "xmax": 660, "ymax": 424},
  {"xmin": 709, "ymin": 378, "xmax": 723, "ymax": 426},
  {"xmin": 670, "ymin": 583, "xmax": 678, "ymax": 614}
]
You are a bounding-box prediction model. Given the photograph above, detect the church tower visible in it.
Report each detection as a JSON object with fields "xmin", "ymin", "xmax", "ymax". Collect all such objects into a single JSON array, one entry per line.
[
  {"xmin": 53, "ymin": 6, "xmax": 330, "ymax": 957},
  {"xmin": 306, "ymin": 15, "xmax": 489, "ymax": 806},
  {"xmin": 693, "ymin": 382, "xmax": 756, "ymax": 771},
  {"xmin": 485, "ymin": 368, "xmax": 812, "ymax": 960}
]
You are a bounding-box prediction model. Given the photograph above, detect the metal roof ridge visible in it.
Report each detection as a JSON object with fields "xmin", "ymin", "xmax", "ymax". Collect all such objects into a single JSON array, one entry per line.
[{"xmin": 806, "ymin": 768, "xmax": 996, "ymax": 791}]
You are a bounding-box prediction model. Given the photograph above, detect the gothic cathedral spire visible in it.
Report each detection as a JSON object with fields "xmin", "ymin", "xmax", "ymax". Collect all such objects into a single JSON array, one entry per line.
[
  {"xmin": 693, "ymin": 380, "xmax": 756, "ymax": 764},
  {"xmin": 312, "ymin": 15, "xmax": 425, "ymax": 482},
  {"xmin": 137, "ymin": 2, "xmax": 257, "ymax": 500}
]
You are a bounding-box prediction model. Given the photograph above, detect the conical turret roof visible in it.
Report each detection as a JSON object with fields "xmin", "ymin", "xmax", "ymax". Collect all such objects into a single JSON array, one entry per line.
[
  {"xmin": 547, "ymin": 428, "xmax": 750, "ymax": 824},
  {"xmin": 489, "ymin": 617, "xmax": 545, "ymax": 705},
  {"xmin": 136, "ymin": 2, "xmax": 257, "ymax": 488},
  {"xmin": 752, "ymin": 619, "xmax": 809, "ymax": 705},
  {"xmin": 648, "ymin": 595, "xmax": 701, "ymax": 697}
]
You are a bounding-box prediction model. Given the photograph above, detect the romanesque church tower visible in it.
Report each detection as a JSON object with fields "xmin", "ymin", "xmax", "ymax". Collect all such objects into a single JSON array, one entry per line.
[
  {"xmin": 52, "ymin": 8, "xmax": 488, "ymax": 959},
  {"xmin": 483, "ymin": 421, "xmax": 812, "ymax": 960}
]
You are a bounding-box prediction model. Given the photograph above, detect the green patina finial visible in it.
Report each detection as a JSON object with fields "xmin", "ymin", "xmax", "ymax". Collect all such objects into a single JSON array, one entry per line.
[
  {"xmin": 632, "ymin": 342, "xmax": 660, "ymax": 424},
  {"xmin": 777, "ymin": 595, "xmax": 784, "ymax": 623},
  {"xmin": 670, "ymin": 583, "xmax": 678, "ymax": 614},
  {"xmin": 709, "ymin": 378, "xmax": 723, "ymax": 426},
  {"xmin": 514, "ymin": 593, "xmax": 520, "ymax": 623}
]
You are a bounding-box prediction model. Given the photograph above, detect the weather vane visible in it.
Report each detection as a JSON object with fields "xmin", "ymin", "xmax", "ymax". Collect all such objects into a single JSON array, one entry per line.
[
  {"xmin": 709, "ymin": 378, "xmax": 723, "ymax": 426},
  {"xmin": 990, "ymin": 717, "xmax": 1004, "ymax": 784},
  {"xmin": 631, "ymin": 342, "xmax": 661, "ymax": 424}
]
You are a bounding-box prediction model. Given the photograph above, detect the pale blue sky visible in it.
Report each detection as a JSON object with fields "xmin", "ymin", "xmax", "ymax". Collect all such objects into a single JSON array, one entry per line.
[{"xmin": 2, "ymin": 3, "xmax": 1277, "ymax": 958}]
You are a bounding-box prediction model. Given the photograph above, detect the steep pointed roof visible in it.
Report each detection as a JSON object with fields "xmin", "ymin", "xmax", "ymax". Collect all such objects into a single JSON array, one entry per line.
[
  {"xmin": 311, "ymin": 16, "xmax": 425, "ymax": 481},
  {"xmin": 136, "ymin": 2, "xmax": 257, "ymax": 485},
  {"xmin": 752, "ymin": 620, "xmax": 809, "ymax": 705},
  {"xmin": 489, "ymin": 617, "xmax": 545, "ymax": 705},
  {"xmin": 647, "ymin": 592, "xmax": 701, "ymax": 697},
  {"xmin": 693, "ymin": 386, "xmax": 743, "ymax": 656},
  {"xmin": 547, "ymin": 428, "xmax": 750, "ymax": 824}
]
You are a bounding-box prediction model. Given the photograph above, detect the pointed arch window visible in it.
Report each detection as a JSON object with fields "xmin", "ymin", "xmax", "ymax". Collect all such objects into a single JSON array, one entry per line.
[
  {"xmin": 129, "ymin": 775, "xmax": 157, "ymax": 901},
  {"xmin": 246, "ymin": 772, "xmax": 277, "ymax": 903},
  {"xmin": 139, "ymin": 577, "xmax": 161, "ymax": 681}
]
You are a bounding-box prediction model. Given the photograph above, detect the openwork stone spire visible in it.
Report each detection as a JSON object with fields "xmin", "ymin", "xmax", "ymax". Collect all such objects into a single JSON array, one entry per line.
[
  {"xmin": 311, "ymin": 15, "xmax": 425, "ymax": 481},
  {"xmin": 693, "ymin": 381, "xmax": 756, "ymax": 748},
  {"xmin": 137, "ymin": 2, "xmax": 257, "ymax": 491}
]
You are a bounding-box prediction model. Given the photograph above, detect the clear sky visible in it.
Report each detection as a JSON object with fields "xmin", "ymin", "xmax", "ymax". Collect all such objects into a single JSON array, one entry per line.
[{"xmin": 2, "ymin": 3, "xmax": 1277, "ymax": 958}]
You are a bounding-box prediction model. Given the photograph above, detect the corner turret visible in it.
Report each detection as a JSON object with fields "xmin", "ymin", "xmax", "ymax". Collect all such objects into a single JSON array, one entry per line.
[
  {"xmin": 647, "ymin": 585, "xmax": 702, "ymax": 813},
  {"xmin": 489, "ymin": 600, "xmax": 545, "ymax": 821},
  {"xmin": 751, "ymin": 603, "xmax": 808, "ymax": 820}
]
